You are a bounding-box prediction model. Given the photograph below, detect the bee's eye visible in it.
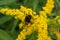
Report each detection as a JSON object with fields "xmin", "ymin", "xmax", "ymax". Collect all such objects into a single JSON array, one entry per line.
[{"xmin": 27, "ymin": 15, "xmax": 32, "ymax": 20}]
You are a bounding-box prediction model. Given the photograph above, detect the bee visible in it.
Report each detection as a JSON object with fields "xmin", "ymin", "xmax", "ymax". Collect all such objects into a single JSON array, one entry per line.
[{"xmin": 24, "ymin": 15, "xmax": 32, "ymax": 27}]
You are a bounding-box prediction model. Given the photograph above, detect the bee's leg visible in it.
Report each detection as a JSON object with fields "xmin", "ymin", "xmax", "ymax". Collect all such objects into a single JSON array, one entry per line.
[{"xmin": 27, "ymin": 23, "xmax": 31, "ymax": 28}]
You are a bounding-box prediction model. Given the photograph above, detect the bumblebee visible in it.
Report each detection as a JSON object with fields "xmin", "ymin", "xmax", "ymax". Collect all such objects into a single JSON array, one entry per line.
[{"xmin": 24, "ymin": 15, "xmax": 32, "ymax": 27}]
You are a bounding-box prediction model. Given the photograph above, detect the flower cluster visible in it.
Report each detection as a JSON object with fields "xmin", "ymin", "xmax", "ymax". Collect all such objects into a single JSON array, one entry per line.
[
  {"xmin": 50, "ymin": 27, "xmax": 60, "ymax": 40},
  {"xmin": 54, "ymin": 16, "xmax": 60, "ymax": 24},
  {"xmin": 0, "ymin": 0, "xmax": 55, "ymax": 40},
  {"xmin": 37, "ymin": 11, "xmax": 52, "ymax": 40},
  {"xmin": 37, "ymin": 0, "xmax": 55, "ymax": 39},
  {"xmin": 0, "ymin": 8, "xmax": 25, "ymax": 21},
  {"xmin": 16, "ymin": 6, "xmax": 39, "ymax": 40},
  {"xmin": 42, "ymin": 0, "xmax": 54, "ymax": 14},
  {"xmin": 54, "ymin": 31, "xmax": 60, "ymax": 40},
  {"xmin": 16, "ymin": 24, "xmax": 37, "ymax": 40}
]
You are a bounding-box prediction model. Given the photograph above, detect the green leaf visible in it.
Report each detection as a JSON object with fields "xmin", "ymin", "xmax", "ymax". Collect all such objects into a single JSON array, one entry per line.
[
  {"xmin": 0, "ymin": 16, "xmax": 12, "ymax": 25},
  {"xmin": 55, "ymin": 0, "xmax": 60, "ymax": 7},
  {"xmin": 9, "ymin": 31, "xmax": 19, "ymax": 40},
  {"xmin": 11, "ymin": 19, "xmax": 19, "ymax": 33},
  {"xmin": 0, "ymin": 0, "xmax": 17, "ymax": 5},
  {"xmin": 33, "ymin": 0, "xmax": 39, "ymax": 11},
  {"xmin": 48, "ymin": 31, "xmax": 57, "ymax": 40},
  {"xmin": 0, "ymin": 30, "xmax": 13, "ymax": 40},
  {"xmin": 26, "ymin": 31, "xmax": 38, "ymax": 40}
]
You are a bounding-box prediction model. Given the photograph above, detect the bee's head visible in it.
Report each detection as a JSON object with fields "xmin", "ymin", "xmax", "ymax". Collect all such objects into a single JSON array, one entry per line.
[
  {"xmin": 27, "ymin": 15, "xmax": 32, "ymax": 19},
  {"xmin": 25, "ymin": 15, "xmax": 32, "ymax": 23}
]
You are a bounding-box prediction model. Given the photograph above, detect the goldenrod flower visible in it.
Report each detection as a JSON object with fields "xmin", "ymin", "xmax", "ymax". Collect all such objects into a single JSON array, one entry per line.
[
  {"xmin": 54, "ymin": 16, "xmax": 60, "ymax": 20},
  {"xmin": 58, "ymin": 19, "xmax": 60, "ymax": 24},
  {"xmin": 51, "ymin": 30, "xmax": 60, "ymax": 40},
  {"xmin": 0, "ymin": 0, "xmax": 55, "ymax": 40},
  {"xmin": 37, "ymin": 11, "xmax": 52, "ymax": 40},
  {"xmin": 16, "ymin": 28, "xmax": 27, "ymax": 40},
  {"xmin": 42, "ymin": 0, "xmax": 54, "ymax": 14}
]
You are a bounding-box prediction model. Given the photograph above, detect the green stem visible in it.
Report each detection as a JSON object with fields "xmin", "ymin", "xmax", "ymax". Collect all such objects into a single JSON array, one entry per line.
[
  {"xmin": 11, "ymin": 20, "xmax": 19, "ymax": 33},
  {"xmin": 33, "ymin": 0, "xmax": 39, "ymax": 11},
  {"xmin": 55, "ymin": 0, "xmax": 60, "ymax": 7}
]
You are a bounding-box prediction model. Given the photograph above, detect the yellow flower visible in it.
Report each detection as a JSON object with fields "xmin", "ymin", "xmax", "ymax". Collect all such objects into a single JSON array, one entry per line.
[
  {"xmin": 16, "ymin": 28, "xmax": 27, "ymax": 40},
  {"xmin": 19, "ymin": 23, "xmax": 23, "ymax": 28},
  {"xmin": 58, "ymin": 19, "xmax": 60, "ymax": 24},
  {"xmin": 37, "ymin": 10, "xmax": 52, "ymax": 40},
  {"xmin": 0, "ymin": 0, "xmax": 55, "ymax": 40},
  {"xmin": 42, "ymin": 0, "xmax": 54, "ymax": 14},
  {"xmin": 54, "ymin": 16, "xmax": 60, "ymax": 20}
]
